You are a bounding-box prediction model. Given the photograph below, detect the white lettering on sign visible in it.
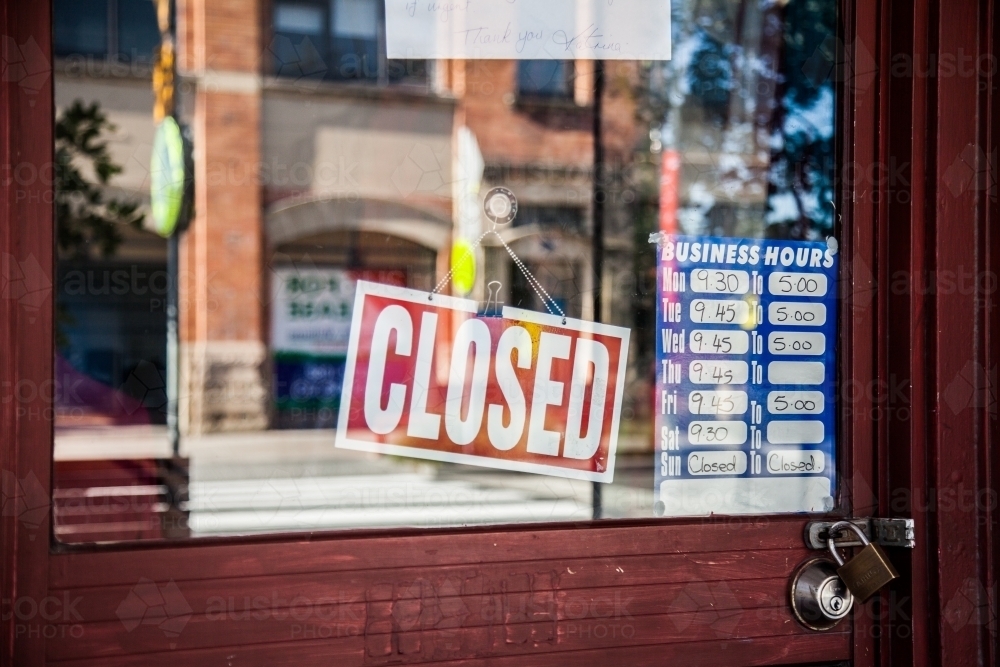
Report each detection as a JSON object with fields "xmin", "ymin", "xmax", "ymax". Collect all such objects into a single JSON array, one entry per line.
[
  {"xmin": 336, "ymin": 282, "xmax": 631, "ymax": 483},
  {"xmin": 565, "ymin": 339, "xmax": 611, "ymax": 460},
  {"xmin": 445, "ymin": 318, "xmax": 492, "ymax": 445},
  {"xmin": 487, "ymin": 326, "xmax": 532, "ymax": 451},
  {"xmin": 364, "ymin": 304, "xmax": 412, "ymax": 435},
  {"xmin": 407, "ymin": 312, "xmax": 442, "ymax": 440},
  {"xmin": 527, "ymin": 333, "xmax": 572, "ymax": 457},
  {"xmin": 384, "ymin": 0, "xmax": 672, "ymax": 61}
]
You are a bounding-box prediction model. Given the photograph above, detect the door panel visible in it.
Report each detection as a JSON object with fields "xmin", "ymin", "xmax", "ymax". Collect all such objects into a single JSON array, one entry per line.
[
  {"xmin": 0, "ymin": 2, "xmax": 924, "ymax": 667},
  {"xmin": 46, "ymin": 520, "xmax": 850, "ymax": 665}
]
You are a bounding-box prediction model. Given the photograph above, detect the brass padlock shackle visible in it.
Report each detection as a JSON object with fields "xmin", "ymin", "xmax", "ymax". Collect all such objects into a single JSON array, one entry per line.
[{"xmin": 826, "ymin": 521, "xmax": 868, "ymax": 567}]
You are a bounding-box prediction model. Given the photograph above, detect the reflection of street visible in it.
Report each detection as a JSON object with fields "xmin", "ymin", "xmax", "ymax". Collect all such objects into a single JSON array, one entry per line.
[{"xmin": 54, "ymin": 427, "xmax": 653, "ymax": 537}]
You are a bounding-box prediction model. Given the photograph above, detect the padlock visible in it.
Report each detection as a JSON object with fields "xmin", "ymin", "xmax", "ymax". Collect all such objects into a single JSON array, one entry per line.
[{"xmin": 827, "ymin": 521, "xmax": 899, "ymax": 602}]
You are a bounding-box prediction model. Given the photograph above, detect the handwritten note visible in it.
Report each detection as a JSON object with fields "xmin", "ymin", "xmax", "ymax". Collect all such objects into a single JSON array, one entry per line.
[{"xmin": 385, "ymin": 0, "xmax": 672, "ymax": 61}]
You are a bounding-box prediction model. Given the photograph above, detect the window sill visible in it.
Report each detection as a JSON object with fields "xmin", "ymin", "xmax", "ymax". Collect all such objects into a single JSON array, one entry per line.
[
  {"xmin": 54, "ymin": 57, "xmax": 154, "ymax": 81},
  {"xmin": 262, "ymin": 76, "xmax": 456, "ymax": 105},
  {"xmin": 514, "ymin": 95, "xmax": 591, "ymax": 112}
]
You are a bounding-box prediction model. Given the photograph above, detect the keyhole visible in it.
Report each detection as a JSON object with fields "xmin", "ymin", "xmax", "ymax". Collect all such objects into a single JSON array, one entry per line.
[{"xmin": 830, "ymin": 597, "xmax": 843, "ymax": 611}]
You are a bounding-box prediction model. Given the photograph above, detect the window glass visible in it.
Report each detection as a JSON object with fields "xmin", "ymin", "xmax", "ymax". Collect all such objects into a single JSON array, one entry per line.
[
  {"xmin": 54, "ymin": 0, "xmax": 160, "ymax": 63},
  {"xmin": 117, "ymin": 0, "xmax": 160, "ymax": 62},
  {"xmin": 517, "ymin": 60, "xmax": 574, "ymax": 99},
  {"xmin": 332, "ymin": 0, "xmax": 379, "ymax": 39},
  {"xmin": 53, "ymin": 0, "xmax": 838, "ymax": 543},
  {"xmin": 271, "ymin": 0, "xmax": 425, "ymax": 84},
  {"xmin": 54, "ymin": 0, "xmax": 109, "ymax": 58},
  {"xmin": 275, "ymin": 4, "xmax": 326, "ymax": 35}
]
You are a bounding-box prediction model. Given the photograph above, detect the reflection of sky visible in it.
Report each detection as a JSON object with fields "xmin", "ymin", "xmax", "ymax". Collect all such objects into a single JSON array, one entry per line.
[
  {"xmin": 664, "ymin": 7, "xmax": 837, "ymax": 238},
  {"xmin": 784, "ymin": 87, "xmax": 835, "ymax": 143}
]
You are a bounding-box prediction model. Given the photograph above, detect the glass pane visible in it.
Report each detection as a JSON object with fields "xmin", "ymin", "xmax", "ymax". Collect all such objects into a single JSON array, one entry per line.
[
  {"xmin": 117, "ymin": 0, "xmax": 160, "ymax": 63},
  {"xmin": 517, "ymin": 61, "xmax": 574, "ymax": 98},
  {"xmin": 53, "ymin": 0, "xmax": 838, "ymax": 543},
  {"xmin": 332, "ymin": 0, "xmax": 379, "ymax": 39},
  {"xmin": 54, "ymin": 0, "xmax": 109, "ymax": 58},
  {"xmin": 275, "ymin": 4, "xmax": 326, "ymax": 34}
]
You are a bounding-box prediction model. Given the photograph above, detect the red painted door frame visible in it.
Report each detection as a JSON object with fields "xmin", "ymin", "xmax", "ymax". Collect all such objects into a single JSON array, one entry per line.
[
  {"xmin": 1, "ymin": 0, "xmax": 995, "ymax": 664},
  {"xmin": 881, "ymin": 0, "xmax": 999, "ymax": 664},
  {"xmin": 1, "ymin": 0, "xmax": 56, "ymax": 664}
]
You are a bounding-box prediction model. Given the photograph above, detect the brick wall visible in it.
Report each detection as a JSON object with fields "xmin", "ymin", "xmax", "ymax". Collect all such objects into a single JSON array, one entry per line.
[{"xmin": 177, "ymin": 0, "xmax": 268, "ymax": 434}]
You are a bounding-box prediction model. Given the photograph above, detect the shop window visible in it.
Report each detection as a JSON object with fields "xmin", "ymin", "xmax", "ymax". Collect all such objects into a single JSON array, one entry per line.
[{"xmin": 51, "ymin": 0, "xmax": 840, "ymax": 542}]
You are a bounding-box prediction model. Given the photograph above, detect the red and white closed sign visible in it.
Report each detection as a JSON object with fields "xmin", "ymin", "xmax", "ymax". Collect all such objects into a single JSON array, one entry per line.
[{"xmin": 335, "ymin": 282, "xmax": 631, "ymax": 482}]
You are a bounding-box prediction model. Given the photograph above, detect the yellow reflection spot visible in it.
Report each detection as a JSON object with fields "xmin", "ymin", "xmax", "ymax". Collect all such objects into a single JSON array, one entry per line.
[{"xmin": 451, "ymin": 240, "xmax": 476, "ymax": 295}]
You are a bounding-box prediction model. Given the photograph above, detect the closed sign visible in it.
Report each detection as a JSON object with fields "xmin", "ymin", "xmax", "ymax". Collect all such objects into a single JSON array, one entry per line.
[{"xmin": 335, "ymin": 282, "xmax": 630, "ymax": 482}]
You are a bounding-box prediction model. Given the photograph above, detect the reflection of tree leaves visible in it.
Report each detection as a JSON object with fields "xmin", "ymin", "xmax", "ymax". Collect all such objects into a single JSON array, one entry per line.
[
  {"xmin": 56, "ymin": 100, "xmax": 145, "ymax": 260},
  {"xmin": 687, "ymin": 30, "xmax": 735, "ymax": 124},
  {"xmin": 764, "ymin": 0, "xmax": 838, "ymax": 237},
  {"xmin": 55, "ymin": 101, "xmax": 147, "ymax": 349},
  {"xmin": 636, "ymin": 0, "xmax": 837, "ymax": 240}
]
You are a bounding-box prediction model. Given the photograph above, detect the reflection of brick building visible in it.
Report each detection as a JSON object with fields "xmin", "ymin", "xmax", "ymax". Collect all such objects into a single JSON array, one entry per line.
[{"xmin": 54, "ymin": 0, "xmax": 643, "ymax": 437}]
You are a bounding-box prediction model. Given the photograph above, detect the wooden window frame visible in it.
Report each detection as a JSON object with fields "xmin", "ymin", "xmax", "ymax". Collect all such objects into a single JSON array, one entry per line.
[{"xmin": 2, "ymin": 0, "xmax": 997, "ymax": 664}]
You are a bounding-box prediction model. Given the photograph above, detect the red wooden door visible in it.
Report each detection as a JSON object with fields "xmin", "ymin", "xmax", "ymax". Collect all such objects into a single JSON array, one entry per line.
[{"xmin": 2, "ymin": 0, "xmax": 997, "ymax": 665}]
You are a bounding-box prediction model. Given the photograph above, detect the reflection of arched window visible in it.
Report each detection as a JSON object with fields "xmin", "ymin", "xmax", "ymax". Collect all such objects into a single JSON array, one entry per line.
[{"xmin": 516, "ymin": 60, "xmax": 574, "ymax": 99}]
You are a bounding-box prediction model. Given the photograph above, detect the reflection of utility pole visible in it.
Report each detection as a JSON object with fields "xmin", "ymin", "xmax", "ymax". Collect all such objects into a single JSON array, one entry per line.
[
  {"xmin": 149, "ymin": 0, "xmax": 194, "ymax": 538},
  {"xmin": 166, "ymin": 228, "xmax": 179, "ymax": 456},
  {"xmin": 591, "ymin": 60, "xmax": 605, "ymax": 521},
  {"xmin": 152, "ymin": 0, "xmax": 192, "ymax": 458},
  {"xmin": 155, "ymin": 0, "xmax": 179, "ymax": 458}
]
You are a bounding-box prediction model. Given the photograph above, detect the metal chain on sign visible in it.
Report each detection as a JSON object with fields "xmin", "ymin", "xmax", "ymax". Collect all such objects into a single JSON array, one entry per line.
[{"xmin": 429, "ymin": 187, "xmax": 566, "ymax": 324}]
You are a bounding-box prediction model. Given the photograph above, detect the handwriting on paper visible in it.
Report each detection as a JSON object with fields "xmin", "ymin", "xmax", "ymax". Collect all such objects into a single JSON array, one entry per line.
[{"xmin": 385, "ymin": 0, "xmax": 672, "ymax": 61}]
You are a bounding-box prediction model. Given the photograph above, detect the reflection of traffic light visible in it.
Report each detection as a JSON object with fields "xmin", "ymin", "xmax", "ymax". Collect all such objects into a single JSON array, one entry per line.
[{"xmin": 152, "ymin": 40, "xmax": 174, "ymax": 123}]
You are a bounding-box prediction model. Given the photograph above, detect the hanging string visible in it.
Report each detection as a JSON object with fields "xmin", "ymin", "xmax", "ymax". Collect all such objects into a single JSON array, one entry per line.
[
  {"xmin": 493, "ymin": 232, "xmax": 566, "ymax": 322},
  {"xmin": 432, "ymin": 187, "xmax": 566, "ymax": 323},
  {"xmin": 431, "ymin": 228, "xmax": 566, "ymax": 324}
]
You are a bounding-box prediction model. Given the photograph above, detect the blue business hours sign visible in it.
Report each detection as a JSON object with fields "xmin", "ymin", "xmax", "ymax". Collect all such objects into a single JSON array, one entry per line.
[{"xmin": 653, "ymin": 234, "xmax": 839, "ymax": 516}]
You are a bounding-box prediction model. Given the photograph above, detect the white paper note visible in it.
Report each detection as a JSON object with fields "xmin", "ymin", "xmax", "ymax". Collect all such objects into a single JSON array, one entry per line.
[{"xmin": 385, "ymin": 0, "xmax": 672, "ymax": 61}]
